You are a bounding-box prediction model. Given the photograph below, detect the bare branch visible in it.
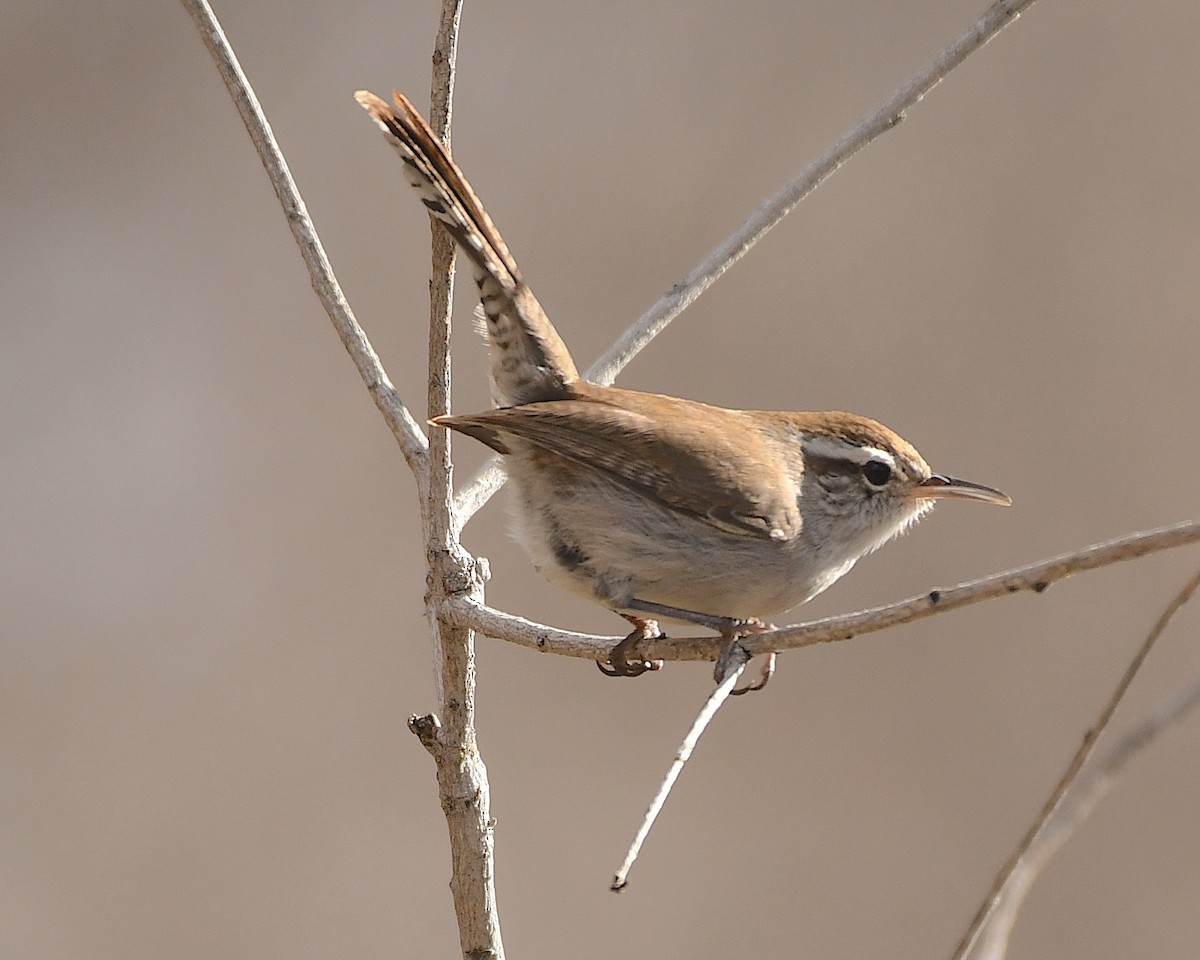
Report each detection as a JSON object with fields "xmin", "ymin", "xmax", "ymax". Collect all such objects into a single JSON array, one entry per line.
[
  {"xmin": 179, "ymin": 0, "xmax": 430, "ymax": 493},
  {"xmin": 182, "ymin": 1, "xmax": 500, "ymax": 949},
  {"xmin": 611, "ymin": 658, "xmax": 748, "ymax": 892},
  {"xmin": 442, "ymin": 520, "xmax": 1200, "ymax": 663},
  {"xmin": 453, "ymin": 0, "xmax": 1040, "ymax": 521},
  {"xmin": 955, "ymin": 568, "xmax": 1200, "ymax": 960},
  {"xmin": 967, "ymin": 674, "xmax": 1200, "ymax": 960},
  {"xmin": 406, "ymin": 4, "xmax": 508, "ymax": 960}
]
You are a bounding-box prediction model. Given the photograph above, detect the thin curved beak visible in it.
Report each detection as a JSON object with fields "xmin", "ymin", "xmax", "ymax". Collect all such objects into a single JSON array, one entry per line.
[{"xmin": 909, "ymin": 474, "xmax": 1012, "ymax": 506}]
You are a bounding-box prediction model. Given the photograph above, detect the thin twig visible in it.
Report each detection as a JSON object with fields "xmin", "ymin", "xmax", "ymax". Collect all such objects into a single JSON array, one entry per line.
[
  {"xmin": 453, "ymin": 0, "xmax": 1039, "ymax": 522},
  {"xmin": 442, "ymin": 520, "xmax": 1200, "ymax": 663},
  {"xmin": 611, "ymin": 659, "xmax": 748, "ymax": 892},
  {"xmin": 179, "ymin": 0, "xmax": 430, "ymax": 495},
  {"xmin": 954, "ymin": 568, "xmax": 1200, "ymax": 960},
  {"xmin": 453, "ymin": 458, "xmax": 507, "ymax": 536}
]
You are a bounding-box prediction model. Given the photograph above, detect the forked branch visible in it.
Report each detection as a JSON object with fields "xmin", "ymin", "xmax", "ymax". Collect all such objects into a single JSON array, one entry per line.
[
  {"xmin": 954, "ymin": 568, "xmax": 1200, "ymax": 960},
  {"xmin": 181, "ymin": 0, "xmax": 501, "ymax": 955}
]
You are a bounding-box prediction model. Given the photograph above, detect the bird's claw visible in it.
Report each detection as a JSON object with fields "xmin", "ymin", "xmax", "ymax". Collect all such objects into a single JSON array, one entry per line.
[{"xmin": 729, "ymin": 651, "xmax": 777, "ymax": 695}]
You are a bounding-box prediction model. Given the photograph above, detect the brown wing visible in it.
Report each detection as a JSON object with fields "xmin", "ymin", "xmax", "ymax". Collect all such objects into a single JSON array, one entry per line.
[{"xmin": 436, "ymin": 384, "xmax": 802, "ymax": 541}]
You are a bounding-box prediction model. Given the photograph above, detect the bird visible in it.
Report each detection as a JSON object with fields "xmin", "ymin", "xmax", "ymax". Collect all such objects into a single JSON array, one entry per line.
[{"xmin": 357, "ymin": 89, "xmax": 1011, "ymax": 689}]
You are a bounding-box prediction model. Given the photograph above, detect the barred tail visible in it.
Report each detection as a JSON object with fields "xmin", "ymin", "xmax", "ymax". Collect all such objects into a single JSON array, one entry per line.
[{"xmin": 356, "ymin": 90, "xmax": 578, "ymax": 403}]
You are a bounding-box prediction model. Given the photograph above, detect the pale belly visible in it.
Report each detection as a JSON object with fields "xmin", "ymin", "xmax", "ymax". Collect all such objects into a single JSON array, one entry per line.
[{"xmin": 507, "ymin": 469, "xmax": 857, "ymax": 622}]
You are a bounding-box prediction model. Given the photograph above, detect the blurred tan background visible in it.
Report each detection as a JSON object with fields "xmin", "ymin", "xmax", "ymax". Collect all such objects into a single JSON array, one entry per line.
[{"xmin": 3, "ymin": 0, "xmax": 1200, "ymax": 956}]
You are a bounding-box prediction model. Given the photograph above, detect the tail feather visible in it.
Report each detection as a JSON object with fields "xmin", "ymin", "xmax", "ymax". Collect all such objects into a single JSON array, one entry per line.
[{"xmin": 356, "ymin": 89, "xmax": 578, "ymax": 403}]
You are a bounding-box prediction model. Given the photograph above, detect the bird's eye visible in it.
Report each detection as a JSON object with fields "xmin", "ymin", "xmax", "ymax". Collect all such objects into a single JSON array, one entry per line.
[{"xmin": 862, "ymin": 460, "xmax": 892, "ymax": 487}]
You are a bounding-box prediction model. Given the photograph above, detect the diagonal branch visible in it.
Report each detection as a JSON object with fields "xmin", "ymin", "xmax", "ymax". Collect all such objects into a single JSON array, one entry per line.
[
  {"xmin": 442, "ymin": 520, "xmax": 1200, "ymax": 663},
  {"xmin": 954, "ymin": 568, "xmax": 1200, "ymax": 960},
  {"xmin": 453, "ymin": 0, "xmax": 1040, "ymax": 522},
  {"xmin": 964, "ymin": 671, "xmax": 1200, "ymax": 960},
  {"xmin": 179, "ymin": 0, "xmax": 430, "ymax": 495},
  {"xmin": 610, "ymin": 658, "xmax": 748, "ymax": 892}
]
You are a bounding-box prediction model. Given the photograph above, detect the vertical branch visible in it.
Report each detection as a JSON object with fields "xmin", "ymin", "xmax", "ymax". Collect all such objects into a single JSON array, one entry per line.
[
  {"xmin": 425, "ymin": 0, "xmax": 462, "ymax": 537},
  {"xmin": 410, "ymin": 3, "xmax": 506, "ymax": 959}
]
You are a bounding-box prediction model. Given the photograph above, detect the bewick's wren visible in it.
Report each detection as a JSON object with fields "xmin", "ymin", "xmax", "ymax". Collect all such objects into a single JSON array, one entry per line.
[{"xmin": 358, "ymin": 90, "xmax": 1011, "ymax": 686}]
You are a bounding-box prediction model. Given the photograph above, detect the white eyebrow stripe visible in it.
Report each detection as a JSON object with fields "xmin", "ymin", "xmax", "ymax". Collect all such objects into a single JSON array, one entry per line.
[{"xmin": 803, "ymin": 436, "xmax": 896, "ymax": 467}]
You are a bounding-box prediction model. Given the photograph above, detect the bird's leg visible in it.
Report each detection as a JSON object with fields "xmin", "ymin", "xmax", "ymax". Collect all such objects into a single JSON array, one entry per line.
[
  {"xmin": 596, "ymin": 616, "xmax": 665, "ymax": 678},
  {"xmin": 625, "ymin": 597, "xmax": 769, "ymax": 636},
  {"xmin": 616, "ymin": 598, "xmax": 777, "ymax": 692}
]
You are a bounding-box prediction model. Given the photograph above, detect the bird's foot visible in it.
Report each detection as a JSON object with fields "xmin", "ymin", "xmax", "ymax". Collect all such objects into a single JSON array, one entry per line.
[
  {"xmin": 597, "ymin": 618, "xmax": 665, "ymax": 678},
  {"xmin": 713, "ymin": 618, "xmax": 777, "ymax": 694}
]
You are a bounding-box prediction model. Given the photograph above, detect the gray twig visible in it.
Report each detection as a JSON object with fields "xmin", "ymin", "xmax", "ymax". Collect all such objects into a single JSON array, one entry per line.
[{"xmin": 611, "ymin": 660, "xmax": 748, "ymax": 892}]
